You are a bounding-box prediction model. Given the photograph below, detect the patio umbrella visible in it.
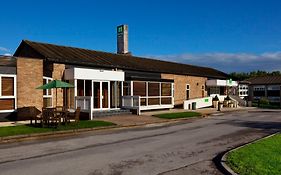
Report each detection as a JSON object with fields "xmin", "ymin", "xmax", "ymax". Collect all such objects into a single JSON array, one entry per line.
[{"xmin": 36, "ymin": 80, "xmax": 74, "ymax": 107}]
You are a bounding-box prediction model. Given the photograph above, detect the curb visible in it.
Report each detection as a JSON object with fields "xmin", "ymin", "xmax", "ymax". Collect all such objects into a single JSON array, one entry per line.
[{"xmin": 220, "ymin": 132, "xmax": 279, "ymax": 175}]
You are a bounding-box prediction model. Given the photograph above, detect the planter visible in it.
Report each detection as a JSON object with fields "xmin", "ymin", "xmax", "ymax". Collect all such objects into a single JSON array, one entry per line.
[{"xmin": 212, "ymin": 101, "xmax": 218, "ymax": 108}]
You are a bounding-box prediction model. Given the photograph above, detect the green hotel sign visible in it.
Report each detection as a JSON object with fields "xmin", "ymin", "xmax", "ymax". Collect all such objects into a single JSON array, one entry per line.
[
  {"xmin": 227, "ymin": 78, "xmax": 232, "ymax": 85},
  {"xmin": 117, "ymin": 26, "xmax": 123, "ymax": 33}
]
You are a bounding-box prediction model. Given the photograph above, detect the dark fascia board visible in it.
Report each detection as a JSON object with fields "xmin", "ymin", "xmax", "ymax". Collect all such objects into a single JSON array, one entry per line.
[
  {"xmin": 126, "ymin": 76, "xmax": 174, "ymax": 82},
  {"xmin": 48, "ymin": 58, "xmax": 227, "ymax": 80}
]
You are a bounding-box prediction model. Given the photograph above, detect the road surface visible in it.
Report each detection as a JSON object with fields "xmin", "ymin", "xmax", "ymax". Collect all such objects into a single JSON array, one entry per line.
[{"xmin": 0, "ymin": 109, "xmax": 280, "ymax": 175}]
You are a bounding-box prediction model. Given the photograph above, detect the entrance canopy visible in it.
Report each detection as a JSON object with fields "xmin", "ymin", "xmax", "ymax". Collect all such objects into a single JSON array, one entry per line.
[
  {"xmin": 206, "ymin": 79, "xmax": 238, "ymax": 87},
  {"xmin": 64, "ymin": 67, "xmax": 124, "ymax": 81}
]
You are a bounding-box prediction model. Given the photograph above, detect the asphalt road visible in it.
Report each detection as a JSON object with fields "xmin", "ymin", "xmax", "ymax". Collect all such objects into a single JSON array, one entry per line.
[{"xmin": 0, "ymin": 109, "xmax": 280, "ymax": 175}]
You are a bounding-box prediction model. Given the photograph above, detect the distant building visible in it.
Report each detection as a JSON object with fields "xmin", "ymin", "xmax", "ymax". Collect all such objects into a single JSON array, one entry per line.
[
  {"xmin": 238, "ymin": 81, "xmax": 250, "ymax": 99},
  {"xmin": 247, "ymin": 75, "xmax": 281, "ymax": 105}
]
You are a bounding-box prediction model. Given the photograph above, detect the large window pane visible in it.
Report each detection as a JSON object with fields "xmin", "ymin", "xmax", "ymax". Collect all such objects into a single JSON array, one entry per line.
[
  {"xmin": 148, "ymin": 98, "xmax": 160, "ymax": 105},
  {"xmin": 148, "ymin": 82, "xmax": 160, "ymax": 96},
  {"xmin": 77, "ymin": 80, "xmax": 84, "ymax": 96},
  {"xmin": 161, "ymin": 83, "xmax": 171, "ymax": 96},
  {"xmin": 267, "ymin": 90, "xmax": 279, "ymax": 97},
  {"xmin": 133, "ymin": 82, "xmax": 146, "ymax": 96},
  {"xmin": 140, "ymin": 98, "xmax": 147, "ymax": 106},
  {"xmin": 85, "ymin": 80, "xmax": 92, "ymax": 96},
  {"xmin": 43, "ymin": 98, "xmax": 52, "ymax": 107},
  {"xmin": 93, "ymin": 82, "xmax": 100, "ymax": 108},
  {"xmin": 161, "ymin": 97, "xmax": 172, "ymax": 104},
  {"xmin": 0, "ymin": 99, "xmax": 15, "ymax": 110},
  {"xmin": 43, "ymin": 78, "xmax": 47, "ymax": 96},
  {"xmin": 123, "ymin": 82, "xmax": 131, "ymax": 96},
  {"xmin": 102, "ymin": 82, "xmax": 108, "ymax": 108},
  {"xmin": 1, "ymin": 77, "xmax": 14, "ymax": 96},
  {"xmin": 47, "ymin": 79, "xmax": 52, "ymax": 96}
]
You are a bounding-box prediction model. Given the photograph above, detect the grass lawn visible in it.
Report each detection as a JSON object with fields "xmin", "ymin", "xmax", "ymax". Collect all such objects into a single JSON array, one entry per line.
[
  {"xmin": 0, "ymin": 120, "xmax": 116, "ymax": 137},
  {"xmin": 226, "ymin": 134, "xmax": 281, "ymax": 175},
  {"xmin": 154, "ymin": 111, "xmax": 201, "ymax": 119}
]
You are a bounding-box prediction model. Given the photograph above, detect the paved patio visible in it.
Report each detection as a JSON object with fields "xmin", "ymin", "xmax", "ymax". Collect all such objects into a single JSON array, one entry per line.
[{"xmin": 93, "ymin": 115, "xmax": 168, "ymax": 126}]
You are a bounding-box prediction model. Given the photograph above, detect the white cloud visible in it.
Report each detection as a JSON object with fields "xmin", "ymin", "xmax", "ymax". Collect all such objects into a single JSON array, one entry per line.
[
  {"xmin": 146, "ymin": 52, "xmax": 281, "ymax": 73},
  {"xmin": 0, "ymin": 47, "xmax": 10, "ymax": 52}
]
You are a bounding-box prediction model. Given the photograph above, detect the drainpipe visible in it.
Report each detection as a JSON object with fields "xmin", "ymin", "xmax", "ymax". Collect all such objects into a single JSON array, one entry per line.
[{"xmin": 279, "ymin": 85, "xmax": 281, "ymax": 108}]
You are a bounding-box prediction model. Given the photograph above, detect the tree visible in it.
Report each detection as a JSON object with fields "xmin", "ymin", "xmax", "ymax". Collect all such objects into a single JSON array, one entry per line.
[{"xmin": 229, "ymin": 70, "xmax": 281, "ymax": 81}]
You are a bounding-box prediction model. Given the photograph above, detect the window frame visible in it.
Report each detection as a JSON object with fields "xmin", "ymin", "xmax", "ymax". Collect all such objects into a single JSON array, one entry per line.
[
  {"xmin": 43, "ymin": 76, "xmax": 53, "ymax": 107},
  {"xmin": 0, "ymin": 74, "xmax": 17, "ymax": 113},
  {"xmin": 130, "ymin": 81, "xmax": 173, "ymax": 106},
  {"xmin": 186, "ymin": 84, "xmax": 190, "ymax": 100}
]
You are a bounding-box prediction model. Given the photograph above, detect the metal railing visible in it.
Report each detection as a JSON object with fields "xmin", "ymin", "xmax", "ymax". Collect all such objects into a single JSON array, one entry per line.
[
  {"xmin": 121, "ymin": 96, "xmax": 141, "ymax": 115},
  {"xmin": 121, "ymin": 96, "xmax": 174, "ymax": 115},
  {"xmin": 75, "ymin": 96, "xmax": 93, "ymax": 120}
]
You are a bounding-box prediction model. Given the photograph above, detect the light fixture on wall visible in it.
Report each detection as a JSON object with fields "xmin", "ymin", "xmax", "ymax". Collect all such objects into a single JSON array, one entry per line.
[{"xmin": 197, "ymin": 83, "xmax": 199, "ymax": 86}]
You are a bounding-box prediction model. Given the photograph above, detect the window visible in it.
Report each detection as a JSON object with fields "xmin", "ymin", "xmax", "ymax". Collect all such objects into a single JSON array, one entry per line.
[
  {"xmin": 148, "ymin": 82, "xmax": 160, "ymax": 96},
  {"xmin": 43, "ymin": 77, "xmax": 52, "ymax": 107},
  {"xmin": 131, "ymin": 81, "xmax": 173, "ymax": 106},
  {"xmin": 209, "ymin": 87, "xmax": 220, "ymax": 95},
  {"xmin": 77, "ymin": 80, "xmax": 84, "ymax": 96},
  {"xmin": 0, "ymin": 75, "xmax": 16, "ymax": 111},
  {"xmin": 161, "ymin": 83, "xmax": 172, "ymax": 96},
  {"xmin": 1, "ymin": 77, "xmax": 14, "ymax": 96},
  {"xmin": 186, "ymin": 84, "xmax": 190, "ymax": 100},
  {"xmin": 85, "ymin": 80, "xmax": 92, "ymax": 96},
  {"xmin": 123, "ymin": 82, "xmax": 131, "ymax": 96},
  {"xmin": 133, "ymin": 82, "xmax": 146, "ymax": 96}
]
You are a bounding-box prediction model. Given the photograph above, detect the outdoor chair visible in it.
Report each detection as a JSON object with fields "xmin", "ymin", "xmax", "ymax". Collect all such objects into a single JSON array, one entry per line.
[
  {"xmin": 67, "ymin": 107, "xmax": 81, "ymax": 123},
  {"xmin": 41, "ymin": 107, "xmax": 60, "ymax": 127},
  {"xmin": 56, "ymin": 106, "xmax": 66, "ymax": 112}
]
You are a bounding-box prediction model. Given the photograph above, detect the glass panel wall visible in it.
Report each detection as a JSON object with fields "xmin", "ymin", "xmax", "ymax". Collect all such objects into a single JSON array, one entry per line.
[{"xmin": 132, "ymin": 81, "xmax": 173, "ymax": 106}]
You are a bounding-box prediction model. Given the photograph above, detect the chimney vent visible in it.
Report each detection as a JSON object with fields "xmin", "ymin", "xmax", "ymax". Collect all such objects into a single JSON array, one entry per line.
[{"xmin": 117, "ymin": 25, "xmax": 129, "ymax": 54}]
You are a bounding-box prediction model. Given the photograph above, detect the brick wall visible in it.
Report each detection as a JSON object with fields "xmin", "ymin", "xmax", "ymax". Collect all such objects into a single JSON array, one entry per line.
[
  {"xmin": 161, "ymin": 74, "xmax": 207, "ymax": 105},
  {"xmin": 52, "ymin": 63, "xmax": 65, "ymax": 106},
  {"xmin": 17, "ymin": 58, "xmax": 43, "ymax": 119}
]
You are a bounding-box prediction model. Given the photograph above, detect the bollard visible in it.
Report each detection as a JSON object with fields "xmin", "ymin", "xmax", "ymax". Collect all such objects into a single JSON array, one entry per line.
[{"xmin": 218, "ymin": 102, "xmax": 222, "ymax": 111}]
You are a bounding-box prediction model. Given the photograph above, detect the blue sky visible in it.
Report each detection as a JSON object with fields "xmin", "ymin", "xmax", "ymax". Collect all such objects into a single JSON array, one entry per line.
[{"xmin": 1, "ymin": 0, "xmax": 281, "ymax": 72}]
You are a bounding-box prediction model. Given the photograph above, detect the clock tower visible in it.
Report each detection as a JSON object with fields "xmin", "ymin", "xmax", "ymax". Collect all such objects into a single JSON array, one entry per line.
[{"xmin": 117, "ymin": 25, "xmax": 129, "ymax": 54}]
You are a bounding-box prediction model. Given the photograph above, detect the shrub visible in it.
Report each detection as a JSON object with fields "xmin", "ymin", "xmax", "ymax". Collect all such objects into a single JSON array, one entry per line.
[
  {"xmin": 259, "ymin": 97, "xmax": 269, "ymax": 105},
  {"xmin": 213, "ymin": 95, "xmax": 219, "ymax": 101}
]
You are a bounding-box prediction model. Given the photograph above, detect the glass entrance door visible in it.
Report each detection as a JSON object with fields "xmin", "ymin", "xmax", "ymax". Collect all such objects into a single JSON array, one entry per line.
[
  {"xmin": 93, "ymin": 81, "xmax": 110, "ymax": 109},
  {"xmin": 102, "ymin": 82, "xmax": 109, "ymax": 108}
]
